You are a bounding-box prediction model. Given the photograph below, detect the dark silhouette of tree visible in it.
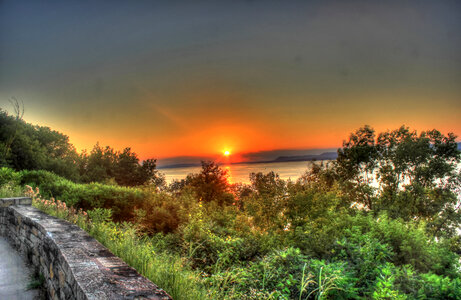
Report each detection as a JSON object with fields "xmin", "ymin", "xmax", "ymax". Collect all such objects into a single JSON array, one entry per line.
[{"xmin": 188, "ymin": 161, "xmax": 232, "ymax": 205}]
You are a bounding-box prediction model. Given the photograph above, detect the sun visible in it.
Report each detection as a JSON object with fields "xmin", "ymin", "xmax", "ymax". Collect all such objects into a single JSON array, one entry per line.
[{"xmin": 223, "ymin": 150, "xmax": 231, "ymax": 156}]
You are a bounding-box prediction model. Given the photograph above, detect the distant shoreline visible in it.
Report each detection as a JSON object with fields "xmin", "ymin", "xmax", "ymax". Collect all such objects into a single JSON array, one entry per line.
[{"xmin": 158, "ymin": 152, "xmax": 338, "ymax": 169}]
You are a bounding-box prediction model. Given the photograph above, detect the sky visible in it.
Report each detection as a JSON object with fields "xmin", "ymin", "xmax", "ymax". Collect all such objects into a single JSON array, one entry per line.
[{"xmin": 1, "ymin": 0, "xmax": 460, "ymax": 162}]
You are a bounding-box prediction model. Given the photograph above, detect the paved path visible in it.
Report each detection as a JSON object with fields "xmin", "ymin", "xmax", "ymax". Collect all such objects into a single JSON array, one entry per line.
[{"xmin": 0, "ymin": 237, "xmax": 40, "ymax": 300}]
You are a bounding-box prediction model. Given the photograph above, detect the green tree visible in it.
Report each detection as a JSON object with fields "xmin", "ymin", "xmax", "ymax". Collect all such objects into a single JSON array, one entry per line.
[
  {"xmin": 0, "ymin": 107, "xmax": 81, "ymax": 180},
  {"xmin": 81, "ymin": 144, "xmax": 162, "ymax": 187},
  {"xmin": 244, "ymin": 171, "xmax": 287, "ymax": 231},
  {"xmin": 335, "ymin": 125, "xmax": 461, "ymax": 237},
  {"xmin": 81, "ymin": 143, "xmax": 117, "ymax": 183},
  {"xmin": 188, "ymin": 161, "xmax": 232, "ymax": 205},
  {"xmin": 141, "ymin": 158, "xmax": 165, "ymax": 187},
  {"xmin": 336, "ymin": 125, "xmax": 378, "ymax": 210}
]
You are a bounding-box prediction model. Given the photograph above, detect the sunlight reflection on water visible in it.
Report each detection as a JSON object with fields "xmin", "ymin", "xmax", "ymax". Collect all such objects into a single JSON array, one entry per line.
[{"xmin": 161, "ymin": 161, "xmax": 331, "ymax": 184}]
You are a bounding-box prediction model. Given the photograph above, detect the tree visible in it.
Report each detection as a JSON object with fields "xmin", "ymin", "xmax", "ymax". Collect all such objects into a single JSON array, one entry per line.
[
  {"xmin": 335, "ymin": 125, "xmax": 461, "ymax": 237},
  {"xmin": 81, "ymin": 143, "xmax": 117, "ymax": 183},
  {"xmin": 1, "ymin": 103, "xmax": 162, "ymax": 186},
  {"xmin": 188, "ymin": 161, "xmax": 232, "ymax": 205},
  {"xmin": 0, "ymin": 98, "xmax": 24, "ymax": 164},
  {"xmin": 115, "ymin": 147, "xmax": 143, "ymax": 186},
  {"xmin": 336, "ymin": 125, "xmax": 378, "ymax": 210},
  {"xmin": 244, "ymin": 171, "xmax": 287, "ymax": 231},
  {"xmin": 81, "ymin": 144, "xmax": 163, "ymax": 187},
  {"xmin": 141, "ymin": 158, "xmax": 165, "ymax": 187},
  {"xmin": 0, "ymin": 105, "xmax": 81, "ymax": 180}
]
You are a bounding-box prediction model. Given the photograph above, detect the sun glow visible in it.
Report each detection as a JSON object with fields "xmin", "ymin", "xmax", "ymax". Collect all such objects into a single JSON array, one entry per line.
[{"xmin": 223, "ymin": 150, "xmax": 231, "ymax": 156}]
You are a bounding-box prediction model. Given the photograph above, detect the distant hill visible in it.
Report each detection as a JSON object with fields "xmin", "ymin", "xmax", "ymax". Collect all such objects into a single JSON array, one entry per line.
[
  {"xmin": 159, "ymin": 152, "xmax": 339, "ymax": 169},
  {"xmin": 273, "ymin": 152, "xmax": 338, "ymax": 162},
  {"xmin": 157, "ymin": 148, "xmax": 339, "ymax": 169},
  {"xmin": 158, "ymin": 163, "xmax": 202, "ymax": 169}
]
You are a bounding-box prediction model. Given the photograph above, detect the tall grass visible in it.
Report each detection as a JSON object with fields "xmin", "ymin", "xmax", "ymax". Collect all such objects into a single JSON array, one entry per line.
[
  {"xmin": 0, "ymin": 182, "xmax": 23, "ymax": 198},
  {"xmin": 89, "ymin": 220, "xmax": 209, "ymax": 299},
  {"xmin": 28, "ymin": 187, "xmax": 212, "ymax": 300}
]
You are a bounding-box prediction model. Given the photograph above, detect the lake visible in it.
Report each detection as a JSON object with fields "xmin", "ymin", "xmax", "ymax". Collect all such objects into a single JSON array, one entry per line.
[{"xmin": 160, "ymin": 161, "xmax": 330, "ymax": 184}]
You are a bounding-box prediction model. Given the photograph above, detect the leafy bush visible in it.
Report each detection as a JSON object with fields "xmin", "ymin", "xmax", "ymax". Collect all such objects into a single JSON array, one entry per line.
[
  {"xmin": 0, "ymin": 167, "xmax": 23, "ymax": 197},
  {"xmin": 415, "ymin": 273, "xmax": 461, "ymax": 300},
  {"xmin": 372, "ymin": 263, "xmax": 407, "ymax": 300},
  {"xmin": 217, "ymin": 248, "xmax": 358, "ymax": 300},
  {"xmin": 20, "ymin": 169, "xmax": 147, "ymax": 221},
  {"xmin": 0, "ymin": 167, "xmax": 22, "ymax": 186}
]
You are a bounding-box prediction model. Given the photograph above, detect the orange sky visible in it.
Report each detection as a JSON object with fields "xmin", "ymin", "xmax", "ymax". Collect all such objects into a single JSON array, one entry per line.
[
  {"xmin": 1, "ymin": 1, "xmax": 460, "ymax": 160},
  {"xmin": 19, "ymin": 89, "xmax": 460, "ymax": 160}
]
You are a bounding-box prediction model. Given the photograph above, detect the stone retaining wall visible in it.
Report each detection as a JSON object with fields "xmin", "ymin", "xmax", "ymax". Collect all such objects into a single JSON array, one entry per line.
[{"xmin": 0, "ymin": 197, "xmax": 171, "ymax": 300}]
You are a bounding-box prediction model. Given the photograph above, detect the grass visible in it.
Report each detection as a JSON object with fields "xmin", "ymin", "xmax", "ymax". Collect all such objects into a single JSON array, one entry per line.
[
  {"xmin": 89, "ymin": 220, "xmax": 209, "ymax": 299},
  {"xmin": 26, "ymin": 273, "xmax": 45, "ymax": 290},
  {"xmin": 27, "ymin": 187, "xmax": 212, "ymax": 300},
  {"xmin": 0, "ymin": 182, "xmax": 23, "ymax": 198}
]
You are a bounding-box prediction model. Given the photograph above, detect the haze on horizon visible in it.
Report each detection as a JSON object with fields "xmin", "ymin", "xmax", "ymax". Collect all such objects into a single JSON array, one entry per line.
[{"xmin": 1, "ymin": 0, "xmax": 460, "ymax": 161}]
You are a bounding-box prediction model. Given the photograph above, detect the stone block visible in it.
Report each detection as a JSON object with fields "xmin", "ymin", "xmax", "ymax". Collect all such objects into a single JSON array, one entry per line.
[
  {"xmin": 31, "ymin": 227, "xmax": 39, "ymax": 236},
  {"xmin": 50, "ymin": 262, "xmax": 54, "ymax": 279}
]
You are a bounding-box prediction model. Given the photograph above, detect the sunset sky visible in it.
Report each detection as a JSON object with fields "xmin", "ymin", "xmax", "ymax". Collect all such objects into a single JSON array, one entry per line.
[{"xmin": 1, "ymin": 0, "xmax": 460, "ymax": 161}]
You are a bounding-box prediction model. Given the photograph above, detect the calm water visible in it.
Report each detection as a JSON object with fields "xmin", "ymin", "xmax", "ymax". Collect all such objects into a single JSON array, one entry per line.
[{"xmin": 160, "ymin": 161, "xmax": 329, "ymax": 184}]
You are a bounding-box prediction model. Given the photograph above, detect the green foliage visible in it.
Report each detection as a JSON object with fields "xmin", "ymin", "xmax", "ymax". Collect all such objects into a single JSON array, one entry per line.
[
  {"xmin": 415, "ymin": 273, "xmax": 461, "ymax": 300},
  {"xmin": 20, "ymin": 168, "xmax": 146, "ymax": 220},
  {"xmin": 0, "ymin": 167, "xmax": 23, "ymax": 197},
  {"xmin": 0, "ymin": 109, "xmax": 163, "ymax": 186},
  {"xmin": 335, "ymin": 125, "xmax": 461, "ymax": 238},
  {"xmin": 26, "ymin": 273, "xmax": 45, "ymax": 291},
  {"xmin": 335, "ymin": 227, "xmax": 394, "ymax": 292},
  {"xmin": 80, "ymin": 144, "xmax": 163, "ymax": 186},
  {"xmin": 372, "ymin": 263, "xmax": 407, "ymax": 300},
  {"xmin": 0, "ymin": 108, "xmax": 81, "ymax": 180},
  {"xmin": 87, "ymin": 208, "xmax": 113, "ymax": 224},
  {"xmin": 334, "ymin": 213, "xmax": 460, "ymax": 278},
  {"xmin": 34, "ymin": 201, "xmax": 209, "ymax": 300},
  {"xmin": 4, "ymin": 122, "xmax": 461, "ymax": 299},
  {"xmin": 0, "ymin": 166, "xmax": 22, "ymax": 186},
  {"xmin": 244, "ymin": 171, "xmax": 287, "ymax": 231},
  {"xmin": 186, "ymin": 161, "xmax": 233, "ymax": 205},
  {"xmin": 135, "ymin": 191, "xmax": 195, "ymax": 234},
  {"xmin": 89, "ymin": 221, "xmax": 210, "ymax": 300},
  {"xmin": 284, "ymin": 190, "xmax": 345, "ymax": 257},
  {"xmin": 218, "ymin": 248, "xmax": 357, "ymax": 300}
]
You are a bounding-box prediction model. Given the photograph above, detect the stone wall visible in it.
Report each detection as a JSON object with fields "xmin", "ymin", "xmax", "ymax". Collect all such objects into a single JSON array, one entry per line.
[{"xmin": 0, "ymin": 197, "xmax": 171, "ymax": 300}]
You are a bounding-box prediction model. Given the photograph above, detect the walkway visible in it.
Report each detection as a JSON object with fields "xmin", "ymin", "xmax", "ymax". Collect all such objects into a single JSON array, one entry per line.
[{"xmin": 0, "ymin": 237, "xmax": 41, "ymax": 300}]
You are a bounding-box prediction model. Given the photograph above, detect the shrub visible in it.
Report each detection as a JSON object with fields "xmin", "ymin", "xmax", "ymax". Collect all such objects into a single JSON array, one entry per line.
[
  {"xmin": 218, "ymin": 248, "xmax": 357, "ymax": 300},
  {"xmin": 415, "ymin": 273, "xmax": 461, "ymax": 300},
  {"xmin": 335, "ymin": 213, "xmax": 460, "ymax": 277},
  {"xmin": 20, "ymin": 169, "xmax": 148, "ymax": 221},
  {"xmin": 0, "ymin": 167, "xmax": 22, "ymax": 186}
]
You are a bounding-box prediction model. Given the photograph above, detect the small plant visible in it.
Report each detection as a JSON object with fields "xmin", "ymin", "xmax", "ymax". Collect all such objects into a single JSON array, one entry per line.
[
  {"xmin": 26, "ymin": 273, "xmax": 45, "ymax": 290},
  {"xmin": 298, "ymin": 263, "xmax": 315, "ymax": 300},
  {"xmin": 0, "ymin": 181, "xmax": 23, "ymax": 198},
  {"xmin": 305, "ymin": 266, "xmax": 344, "ymax": 300},
  {"xmin": 372, "ymin": 263, "xmax": 407, "ymax": 300}
]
